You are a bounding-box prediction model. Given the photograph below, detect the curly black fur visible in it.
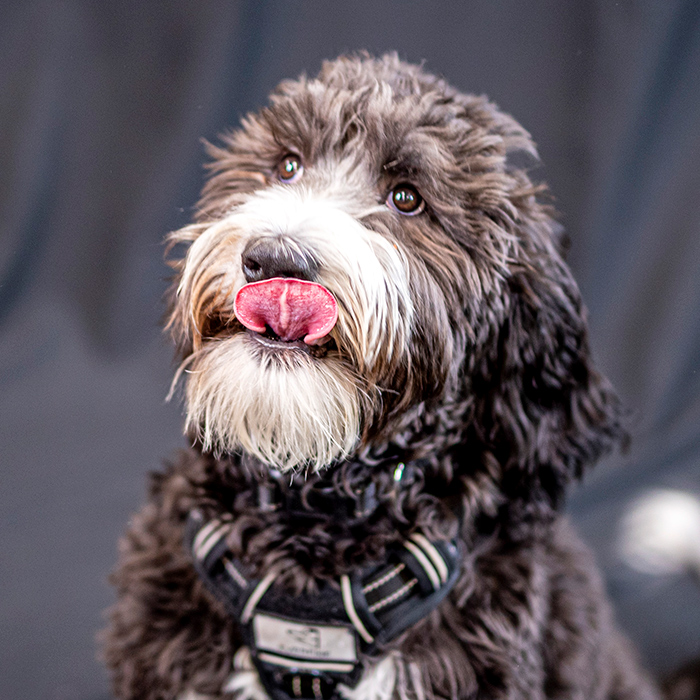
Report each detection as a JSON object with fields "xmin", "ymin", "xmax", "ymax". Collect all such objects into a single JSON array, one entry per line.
[{"xmin": 102, "ymin": 54, "xmax": 669, "ymax": 700}]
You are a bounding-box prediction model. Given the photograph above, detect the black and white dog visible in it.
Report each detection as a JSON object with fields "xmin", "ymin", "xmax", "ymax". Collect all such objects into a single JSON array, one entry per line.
[{"xmin": 103, "ymin": 54, "xmax": 680, "ymax": 700}]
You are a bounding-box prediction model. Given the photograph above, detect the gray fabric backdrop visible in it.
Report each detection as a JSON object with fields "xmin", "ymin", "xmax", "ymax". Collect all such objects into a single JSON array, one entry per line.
[{"xmin": 1, "ymin": 2, "xmax": 699, "ymax": 699}]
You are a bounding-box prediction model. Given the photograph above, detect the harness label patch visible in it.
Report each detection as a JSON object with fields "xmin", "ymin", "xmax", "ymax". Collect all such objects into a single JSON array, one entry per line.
[{"xmin": 253, "ymin": 613, "xmax": 357, "ymax": 663}]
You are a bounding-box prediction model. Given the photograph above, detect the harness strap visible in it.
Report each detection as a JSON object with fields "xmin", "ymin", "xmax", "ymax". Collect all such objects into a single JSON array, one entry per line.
[{"xmin": 185, "ymin": 508, "xmax": 461, "ymax": 700}]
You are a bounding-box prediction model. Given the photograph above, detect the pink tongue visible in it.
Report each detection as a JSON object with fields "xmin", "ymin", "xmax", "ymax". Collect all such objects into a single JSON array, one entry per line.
[{"xmin": 234, "ymin": 278, "xmax": 338, "ymax": 344}]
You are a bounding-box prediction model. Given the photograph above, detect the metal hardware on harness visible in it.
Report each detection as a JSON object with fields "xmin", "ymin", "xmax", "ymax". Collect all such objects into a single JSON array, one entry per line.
[{"xmin": 185, "ymin": 500, "xmax": 461, "ymax": 700}]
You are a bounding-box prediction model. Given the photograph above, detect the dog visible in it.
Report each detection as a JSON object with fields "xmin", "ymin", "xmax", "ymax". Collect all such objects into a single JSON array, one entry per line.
[{"xmin": 102, "ymin": 53, "xmax": 671, "ymax": 700}]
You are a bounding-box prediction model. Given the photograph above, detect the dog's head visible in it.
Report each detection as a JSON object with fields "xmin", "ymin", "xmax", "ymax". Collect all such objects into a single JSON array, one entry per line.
[{"xmin": 168, "ymin": 53, "xmax": 622, "ymax": 507}]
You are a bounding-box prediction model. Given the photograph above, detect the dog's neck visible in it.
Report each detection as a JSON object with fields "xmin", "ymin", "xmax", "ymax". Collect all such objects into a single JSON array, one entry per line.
[
  {"xmin": 186, "ymin": 448, "xmax": 466, "ymax": 588},
  {"xmin": 239, "ymin": 451, "xmax": 437, "ymax": 523},
  {"xmin": 250, "ymin": 462, "xmax": 404, "ymax": 525}
]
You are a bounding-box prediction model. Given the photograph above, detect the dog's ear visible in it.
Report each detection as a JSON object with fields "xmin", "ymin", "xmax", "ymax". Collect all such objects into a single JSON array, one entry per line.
[{"xmin": 468, "ymin": 201, "xmax": 626, "ymax": 511}]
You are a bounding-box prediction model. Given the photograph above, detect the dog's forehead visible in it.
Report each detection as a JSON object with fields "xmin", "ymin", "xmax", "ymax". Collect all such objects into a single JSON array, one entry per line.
[{"xmin": 264, "ymin": 68, "xmax": 471, "ymax": 179}]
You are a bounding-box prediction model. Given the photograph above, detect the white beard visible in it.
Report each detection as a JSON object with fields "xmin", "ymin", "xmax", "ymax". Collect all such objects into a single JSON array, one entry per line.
[{"xmin": 182, "ymin": 334, "xmax": 362, "ymax": 471}]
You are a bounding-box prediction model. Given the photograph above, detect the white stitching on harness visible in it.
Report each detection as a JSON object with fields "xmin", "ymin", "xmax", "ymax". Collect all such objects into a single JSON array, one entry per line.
[{"xmin": 362, "ymin": 563, "xmax": 405, "ymax": 594}]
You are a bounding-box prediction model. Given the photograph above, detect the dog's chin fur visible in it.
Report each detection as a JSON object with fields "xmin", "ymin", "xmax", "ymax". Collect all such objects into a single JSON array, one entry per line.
[{"xmin": 183, "ymin": 333, "xmax": 362, "ymax": 471}]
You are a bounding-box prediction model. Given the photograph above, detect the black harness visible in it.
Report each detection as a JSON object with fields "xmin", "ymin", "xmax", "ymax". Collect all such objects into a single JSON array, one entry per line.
[{"xmin": 185, "ymin": 463, "xmax": 461, "ymax": 700}]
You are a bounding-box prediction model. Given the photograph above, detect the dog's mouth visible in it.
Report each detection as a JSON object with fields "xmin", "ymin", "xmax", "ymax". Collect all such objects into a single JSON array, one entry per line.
[
  {"xmin": 247, "ymin": 326, "xmax": 336, "ymax": 357},
  {"xmin": 201, "ymin": 314, "xmax": 336, "ymax": 358},
  {"xmin": 234, "ymin": 278, "xmax": 339, "ymax": 345},
  {"xmin": 198, "ymin": 279, "xmax": 339, "ymax": 357}
]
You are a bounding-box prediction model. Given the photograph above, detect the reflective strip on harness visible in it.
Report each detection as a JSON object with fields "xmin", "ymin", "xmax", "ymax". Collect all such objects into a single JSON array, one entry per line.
[
  {"xmin": 403, "ymin": 540, "xmax": 441, "ymax": 590},
  {"xmin": 241, "ymin": 572, "xmax": 278, "ymax": 624},
  {"xmin": 257, "ymin": 652, "xmax": 356, "ymax": 673},
  {"xmin": 340, "ymin": 575, "xmax": 374, "ymax": 643},
  {"xmin": 409, "ymin": 533, "xmax": 449, "ymax": 584}
]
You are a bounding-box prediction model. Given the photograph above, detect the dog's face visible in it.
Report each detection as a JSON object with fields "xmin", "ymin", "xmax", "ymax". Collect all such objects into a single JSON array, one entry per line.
[{"xmin": 168, "ymin": 54, "xmax": 621, "ymax": 493}]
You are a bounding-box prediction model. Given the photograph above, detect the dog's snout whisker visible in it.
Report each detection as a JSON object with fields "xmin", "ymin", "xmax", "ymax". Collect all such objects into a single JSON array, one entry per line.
[{"xmin": 241, "ymin": 238, "xmax": 318, "ymax": 282}]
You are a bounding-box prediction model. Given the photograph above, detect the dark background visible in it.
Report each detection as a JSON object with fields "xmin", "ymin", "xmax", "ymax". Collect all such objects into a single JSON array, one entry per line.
[{"xmin": 1, "ymin": 2, "xmax": 699, "ymax": 699}]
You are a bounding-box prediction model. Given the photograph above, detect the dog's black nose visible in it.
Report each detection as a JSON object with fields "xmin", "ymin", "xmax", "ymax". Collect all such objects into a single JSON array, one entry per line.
[{"xmin": 241, "ymin": 238, "xmax": 318, "ymax": 282}]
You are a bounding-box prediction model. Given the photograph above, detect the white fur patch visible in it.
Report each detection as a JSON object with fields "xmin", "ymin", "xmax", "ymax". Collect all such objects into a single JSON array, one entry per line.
[
  {"xmin": 338, "ymin": 654, "xmax": 398, "ymax": 700},
  {"xmin": 174, "ymin": 179, "xmax": 413, "ymax": 471},
  {"xmin": 222, "ymin": 647, "xmax": 269, "ymax": 700},
  {"xmin": 339, "ymin": 652, "xmax": 424, "ymax": 700},
  {"xmin": 182, "ymin": 334, "xmax": 362, "ymax": 471}
]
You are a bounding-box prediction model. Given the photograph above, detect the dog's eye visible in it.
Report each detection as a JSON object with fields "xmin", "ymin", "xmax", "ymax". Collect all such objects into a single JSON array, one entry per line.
[
  {"xmin": 387, "ymin": 184, "xmax": 424, "ymax": 215},
  {"xmin": 276, "ymin": 154, "xmax": 303, "ymax": 182}
]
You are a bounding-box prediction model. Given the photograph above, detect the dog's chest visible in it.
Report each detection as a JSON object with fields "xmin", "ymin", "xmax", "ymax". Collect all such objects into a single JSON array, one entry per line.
[{"xmin": 185, "ymin": 484, "xmax": 461, "ymax": 700}]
